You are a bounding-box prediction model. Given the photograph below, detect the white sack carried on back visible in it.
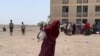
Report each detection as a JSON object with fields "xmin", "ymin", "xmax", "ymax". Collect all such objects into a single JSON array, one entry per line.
[{"xmin": 38, "ymin": 31, "xmax": 46, "ymax": 42}]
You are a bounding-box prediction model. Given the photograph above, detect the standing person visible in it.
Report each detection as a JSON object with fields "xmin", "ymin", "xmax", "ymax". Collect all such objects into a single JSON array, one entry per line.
[
  {"xmin": 37, "ymin": 20, "xmax": 60, "ymax": 56},
  {"xmin": 40, "ymin": 24, "xmax": 43, "ymax": 30},
  {"xmin": 97, "ymin": 22, "xmax": 100, "ymax": 34},
  {"xmin": 63, "ymin": 22, "xmax": 67, "ymax": 34},
  {"xmin": 84, "ymin": 22, "xmax": 91, "ymax": 35},
  {"xmin": 9, "ymin": 20, "xmax": 14, "ymax": 36},
  {"xmin": 21, "ymin": 22, "xmax": 25, "ymax": 35},
  {"xmin": 72, "ymin": 23, "xmax": 76, "ymax": 35},
  {"xmin": 81, "ymin": 23, "xmax": 85, "ymax": 34},
  {"xmin": 67, "ymin": 22, "xmax": 72, "ymax": 35},
  {"xmin": 92, "ymin": 23, "xmax": 98, "ymax": 34},
  {"xmin": 3, "ymin": 26, "xmax": 6, "ymax": 32},
  {"xmin": 60, "ymin": 23, "xmax": 64, "ymax": 32}
]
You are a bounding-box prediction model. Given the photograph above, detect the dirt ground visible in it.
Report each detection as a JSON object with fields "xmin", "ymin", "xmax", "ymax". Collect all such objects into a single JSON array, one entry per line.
[{"xmin": 0, "ymin": 26, "xmax": 100, "ymax": 56}]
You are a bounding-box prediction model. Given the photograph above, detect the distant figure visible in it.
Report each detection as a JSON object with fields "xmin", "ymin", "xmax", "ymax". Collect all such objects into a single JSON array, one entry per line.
[
  {"xmin": 63, "ymin": 22, "xmax": 67, "ymax": 34},
  {"xmin": 9, "ymin": 20, "xmax": 14, "ymax": 36},
  {"xmin": 84, "ymin": 22, "xmax": 91, "ymax": 35},
  {"xmin": 97, "ymin": 22, "xmax": 100, "ymax": 34},
  {"xmin": 81, "ymin": 23, "xmax": 85, "ymax": 34},
  {"xmin": 21, "ymin": 22, "xmax": 25, "ymax": 35},
  {"xmin": 60, "ymin": 23, "xmax": 64, "ymax": 32},
  {"xmin": 92, "ymin": 23, "xmax": 98, "ymax": 34},
  {"xmin": 3, "ymin": 26, "xmax": 6, "ymax": 32},
  {"xmin": 37, "ymin": 20, "xmax": 60, "ymax": 56},
  {"xmin": 67, "ymin": 22, "xmax": 72, "ymax": 35},
  {"xmin": 72, "ymin": 23, "xmax": 76, "ymax": 35},
  {"xmin": 76, "ymin": 24, "xmax": 81, "ymax": 34},
  {"xmin": 40, "ymin": 24, "xmax": 43, "ymax": 30}
]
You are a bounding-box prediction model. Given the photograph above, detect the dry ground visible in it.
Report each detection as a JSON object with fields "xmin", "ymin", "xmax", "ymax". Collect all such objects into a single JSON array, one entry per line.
[{"xmin": 0, "ymin": 26, "xmax": 100, "ymax": 56}]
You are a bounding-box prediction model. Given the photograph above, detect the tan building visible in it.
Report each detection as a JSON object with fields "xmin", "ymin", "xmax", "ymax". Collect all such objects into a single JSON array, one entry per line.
[{"xmin": 50, "ymin": 0, "xmax": 100, "ymax": 25}]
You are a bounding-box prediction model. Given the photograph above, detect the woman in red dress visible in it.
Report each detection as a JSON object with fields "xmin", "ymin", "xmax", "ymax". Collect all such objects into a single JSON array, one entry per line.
[{"xmin": 38, "ymin": 20, "xmax": 60, "ymax": 56}]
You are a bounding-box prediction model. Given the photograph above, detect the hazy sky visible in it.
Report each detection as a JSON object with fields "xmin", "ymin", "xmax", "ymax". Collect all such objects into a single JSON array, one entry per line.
[{"xmin": 0, "ymin": 0, "xmax": 50, "ymax": 25}]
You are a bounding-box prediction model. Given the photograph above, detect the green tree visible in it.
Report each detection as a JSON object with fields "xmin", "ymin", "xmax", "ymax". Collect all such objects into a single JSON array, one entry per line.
[{"xmin": 37, "ymin": 21, "xmax": 45, "ymax": 26}]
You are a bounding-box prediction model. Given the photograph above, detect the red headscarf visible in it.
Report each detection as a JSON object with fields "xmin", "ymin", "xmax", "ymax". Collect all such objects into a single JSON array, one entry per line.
[{"xmin": 44, "ymin": 20, "xmax": 60, "ymax": 41}]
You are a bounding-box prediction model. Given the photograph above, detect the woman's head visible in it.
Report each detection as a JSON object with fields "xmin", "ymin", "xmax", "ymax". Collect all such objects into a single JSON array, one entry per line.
[
  {"xmin": 50, "ymin": 20, "xmax": 60, "ymax": 30},
  {"xmin": 44, "ymin": 20, "xmax": 60, "ymax": 40}
]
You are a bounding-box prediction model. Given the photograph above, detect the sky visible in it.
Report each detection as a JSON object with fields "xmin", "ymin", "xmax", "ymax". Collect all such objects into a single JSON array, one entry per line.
[{"xmin": 0, "ymin": 0, "xmax": 50, "ymax": 25}]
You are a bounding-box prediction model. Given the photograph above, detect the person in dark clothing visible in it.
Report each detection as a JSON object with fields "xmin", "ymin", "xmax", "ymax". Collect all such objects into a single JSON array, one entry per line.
[
  {"xmin": 9, "ymin": 20, "xmax": 14, "ymax": 36},
  {"xmin": 72, "ymin": 23, "xmax": 76, "ymax": 35},
  {"xmin": 98, "ymin": 22, "xmax": 100, "ymax": 34},
  {"xmin": 3, "ymin": 26, "xmax": 6, "ymax": 32},
  {"xmin": 21, "ymin": 22, "xmax": 25, "ymax": 35},
  {"xmin": 92, "ymin": 23, "xmax": 98, "ymax": 34},
  {"xmin": 40, "ymin": 24, "xmax": 43, "ymax": 30}
]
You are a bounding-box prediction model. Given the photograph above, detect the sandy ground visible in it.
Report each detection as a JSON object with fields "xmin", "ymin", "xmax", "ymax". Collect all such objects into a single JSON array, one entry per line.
[{"xmin": 0, "ymin": 27, "xmax": 100, "ymax": 56}]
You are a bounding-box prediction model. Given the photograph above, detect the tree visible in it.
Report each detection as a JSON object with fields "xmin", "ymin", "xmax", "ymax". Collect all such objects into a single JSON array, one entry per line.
[{"xmin": 37, "ymin": 21, "xmax": 45, "ymax": 26}]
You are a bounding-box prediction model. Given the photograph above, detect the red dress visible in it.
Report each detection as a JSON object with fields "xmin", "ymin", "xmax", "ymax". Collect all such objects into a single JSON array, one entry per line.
[
  {"xmin": 39, "ymin": 36, "xmax": 56, "ymax": 56},
  {"xmin": 38, "ymin": 20, "xmax": 60, "ymax": 56}
]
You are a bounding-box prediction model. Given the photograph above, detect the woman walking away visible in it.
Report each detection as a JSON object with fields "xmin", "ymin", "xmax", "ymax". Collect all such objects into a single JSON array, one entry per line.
[{"xmin": 37, "ymin": 20, "xmax": 60, "ymax": 56}]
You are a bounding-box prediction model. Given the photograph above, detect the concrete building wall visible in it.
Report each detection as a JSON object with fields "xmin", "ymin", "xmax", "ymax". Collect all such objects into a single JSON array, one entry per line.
[{"xmin": 51, "ymin": 0, "xmax": 100, "ymax": 25}]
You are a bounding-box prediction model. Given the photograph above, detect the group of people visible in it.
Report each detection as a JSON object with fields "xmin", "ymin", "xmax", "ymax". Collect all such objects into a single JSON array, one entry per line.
[
  {"xmin": 60, "ymin": 22, "xmax": 100, "ymax": 36},
  {"xmin": 37, "ymin": 20, "xmax": 100, "ymax": 56},
  {"xmin": 2, "ymin": 20, "xmax": 100, "ymax": 56},
  {"xmin": 2, "ymin": 20, "xmax": 26, "ymax": 36}
]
